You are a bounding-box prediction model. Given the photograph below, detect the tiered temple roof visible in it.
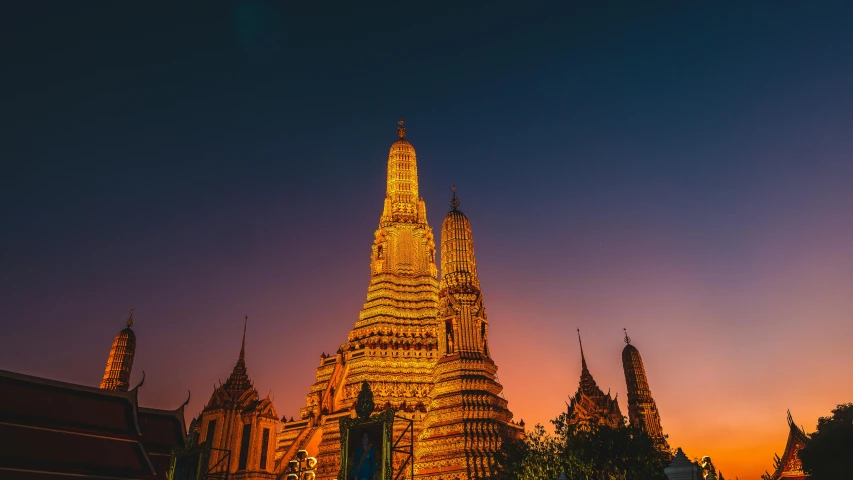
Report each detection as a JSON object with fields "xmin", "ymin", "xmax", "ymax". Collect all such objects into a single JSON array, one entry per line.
[
  {"xmin": 204, "ymin": 317, "xmax": 277, "ymax": 419},
  {"xmin": 0, "ymin": 369, "xmax": 185, "ymax": 480},
  {"xmin": 762, "ymin": 411, "xmax": 810, "ymax": 480},
  {"xmin": 566, "ymin": 330, "xmax": 623, "ymax": 429}
]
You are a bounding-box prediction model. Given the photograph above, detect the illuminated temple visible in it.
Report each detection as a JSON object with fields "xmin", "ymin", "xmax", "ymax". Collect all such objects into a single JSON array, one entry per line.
[
  {"xmin": 622, "ymin": 330, "xmax": 669, "ymax": 451},
  {"xmin": 275, "ymin": 122, "xmax": 522, "ymax": 478}
]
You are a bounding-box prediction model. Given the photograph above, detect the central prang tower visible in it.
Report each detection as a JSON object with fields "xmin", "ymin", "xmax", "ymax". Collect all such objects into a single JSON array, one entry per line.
[
  {"xmin": 276, "ymin": 122, "xmax": 521, "ymax": 480},
  {"xmin": 276, "ymin": 121, "xmax": 442, "ymax": 478}
]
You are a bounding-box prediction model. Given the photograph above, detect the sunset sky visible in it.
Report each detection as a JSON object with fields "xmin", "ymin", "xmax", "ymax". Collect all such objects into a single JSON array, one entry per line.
[{"xmin": 3, "ymin": 2, "xmax": 853, "ymax": 478}]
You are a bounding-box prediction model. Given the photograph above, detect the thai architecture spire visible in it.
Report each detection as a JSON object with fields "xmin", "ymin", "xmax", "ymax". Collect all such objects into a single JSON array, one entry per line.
[
  {"xmin": 566, "ymin": 329, "xmax": 623, "ymax": 429},
  {"xmin": 417, "ymin": 188, "xmax": 522, "ymax": 478},
  {"xmin": 100, "ymin": 309, "xmax": 137, "ymax": 392},
  {"xmin": 196, "ymin": 317, "xmax": 278, "ymax": 478},
  {"xmin": 278, "ymin": 121, "xmax": 441, "ymax": 478},
  {"xmin": 621, "ymin": 329, "xmax": 669, "ymax": 451}
]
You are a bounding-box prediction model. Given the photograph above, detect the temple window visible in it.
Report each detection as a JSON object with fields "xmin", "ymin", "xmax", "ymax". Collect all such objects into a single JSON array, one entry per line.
[
  {"xmin": 205, "ymin": 419, "xmax": 217, "ymax": 444},
  {"xmin": 238, "ymin": 423, "xmax": 252, "ymax": 470},
  {"xmin": 260, "ymin": 428, "xmax": 270, "ymax": 469}
]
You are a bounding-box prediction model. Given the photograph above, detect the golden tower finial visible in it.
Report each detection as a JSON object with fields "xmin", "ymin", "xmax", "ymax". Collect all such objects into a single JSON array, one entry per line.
[
  {"xmin": 577, "ymin": 328, "xmax": 588, "ymax": 370},
  {"xmin": 398, "ymin": 117, "xmax": 406, "ymax": 140},
  {"xmin": 450, "ymin": 185, "xmax": 459, "ymax": 211},
  {"xmin": 126, "ymin": 308, "xmax": 134, "ymax": 328},
  {"xmin": 623, "ymin": 327, "xmax": 631, "ymax": 345}
]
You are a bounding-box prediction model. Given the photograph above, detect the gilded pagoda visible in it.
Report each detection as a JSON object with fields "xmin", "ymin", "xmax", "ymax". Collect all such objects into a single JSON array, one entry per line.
[
  {"xmin": 621, "ymin": 330, "xmax": 669, "ymax": 451},
  {"xmin": 275, "ymin": 122, "xmax": 521, "ymax": 479},
  {"xmin": 100, "ymin": 309, "xmax": 137, "ymax": 391}
]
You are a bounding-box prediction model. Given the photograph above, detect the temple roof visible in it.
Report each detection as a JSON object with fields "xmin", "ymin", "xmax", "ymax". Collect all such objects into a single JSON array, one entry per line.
[
  {"xmin": 0, "ymin": 369, "xmax": 157, "ymax": 479},
  {"xmin": 203, "ymin": 318, "xmax": 278, "ymax": 419},
  {"xmin": 138, "ymin": 402, "xmax": 189, "ymax": 480},
  {"xmin": 765, "ymin": 411, "xmax": 810, "ymax": 480},
  {"xmin": 566, "ymin": 331, "xmax": 623, "ymax": 428}
]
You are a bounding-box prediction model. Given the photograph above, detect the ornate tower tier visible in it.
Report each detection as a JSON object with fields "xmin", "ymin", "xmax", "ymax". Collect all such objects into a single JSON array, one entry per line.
[
  {"xmin": 416, "ymin": 191, "xmax": 523, "ymax": 479},
  {"xmin": 277, "ymin": 122, "xmax": 441, "ymax": 479},
  {"xmin": 621, "ymin": 330, "xmax": 669, "ymax": 451},
  {"xmin": 100, "ymin": 310, "xmax": 137, "ymax": 392},
  {"xmin": 566, "ymin": 330, "xmax": 623, "ymax": 429}
]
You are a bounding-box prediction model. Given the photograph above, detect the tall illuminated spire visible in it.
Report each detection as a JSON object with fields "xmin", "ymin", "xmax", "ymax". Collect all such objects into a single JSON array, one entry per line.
[
  {"xmin": 381, "ymin": 118, "xmax": 424, "ymax": 225},
  {"xmin": 100, "ymin": 309, "xmax": 137, "ymax": 392},
  {"xmin": 622, "ymin": 330, "xmax": 669, "ymax": 451},
  {"xmin": 290, "ymin": 121, "xmax": 441, "ymax": 479},
  {"xmin": 418, "ymin": 187, "xmax": 522, "ymax": 479}
]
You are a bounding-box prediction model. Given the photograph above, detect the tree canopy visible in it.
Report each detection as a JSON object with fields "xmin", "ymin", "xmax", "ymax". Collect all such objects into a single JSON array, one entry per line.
[
  {"xmin": 497, "ymin": 413, "xmax": 672, "ymax": 480},
  {"xmin": 798, "ymin": 403, "xmax": 853, "ymax": 479}
]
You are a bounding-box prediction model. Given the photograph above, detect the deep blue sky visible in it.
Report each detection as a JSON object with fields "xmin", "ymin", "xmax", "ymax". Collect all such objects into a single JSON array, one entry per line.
[{"xmin": 2, "ymin": 3, "xmax": 853, "ymax": 476}]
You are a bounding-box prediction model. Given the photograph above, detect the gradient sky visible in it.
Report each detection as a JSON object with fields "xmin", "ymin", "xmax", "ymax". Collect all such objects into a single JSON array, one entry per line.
[{"xmin": 2, "ymin": 2, "xmax": 853, "ymax": 478}]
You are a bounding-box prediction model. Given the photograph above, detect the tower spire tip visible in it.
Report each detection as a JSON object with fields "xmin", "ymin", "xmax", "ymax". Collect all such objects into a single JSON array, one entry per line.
[
  {"xmin": 623, "ymin": 327, "xmax": 631, "ymax": 345},
  {"xmin": 450, "ymin": 185, "xmax": 459, "ymax": 210},
  {"xmin": 240, "ymin": 315, "xmax": 247, "ymax": 361},
  {"xmin": 397, "ymin": 117, "xmax": 406, "ymax": 139},
  {"xmin": 126, "ymin": 308, "xmax": 134, "ymax": 328}
]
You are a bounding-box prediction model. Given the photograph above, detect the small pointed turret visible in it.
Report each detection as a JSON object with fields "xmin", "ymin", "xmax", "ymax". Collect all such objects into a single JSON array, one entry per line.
[
  {"xmin": 100, "ymin": 309, "xmax": 137, "ymax": 392},
  {"xmin": 223, "ymin": 316, "xmax": 251, "ymax": 397},
  {"xmin": 440, "ymin": 187, "xmax": 480, "ymax": 295}
]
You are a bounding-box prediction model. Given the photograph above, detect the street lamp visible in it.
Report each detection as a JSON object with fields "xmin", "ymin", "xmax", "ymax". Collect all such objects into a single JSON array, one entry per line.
[{"xmin": 286, "ymin": 450, "xmax": 317, "ymax": 480}]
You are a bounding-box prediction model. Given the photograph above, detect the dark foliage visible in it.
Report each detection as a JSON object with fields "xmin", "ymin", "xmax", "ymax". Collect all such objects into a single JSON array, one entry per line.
[
  {"xmin": 799, "ymin": 403, "xmax": 853, "ymax": 479},
  {"xmin": 498, "ymin": 414, "xmax": 671, "ymax": 480}
]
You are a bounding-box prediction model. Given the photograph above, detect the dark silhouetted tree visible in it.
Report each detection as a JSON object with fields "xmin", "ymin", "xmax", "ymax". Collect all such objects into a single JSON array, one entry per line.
[
  {"xmin": 799, "ymin": 403, "xmax": 853, "ymax": 479},
  {"xmin": 498, "ymin": 414, "xmax": 671, "ymax": 479}
]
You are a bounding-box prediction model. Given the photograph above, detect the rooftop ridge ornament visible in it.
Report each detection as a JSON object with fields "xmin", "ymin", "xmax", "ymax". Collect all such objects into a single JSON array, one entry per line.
[
  {"xmin": 450, "ymin": 185, "xmax": 460, "ymax": 211},
  {"xmin": 355, "ymin": 380, "xmax": 375, "ymax": 420},
  {"xmin": 623, "ymin": 327, "xmax": 631, "ymax": 345},
  {"xmin": 126, "ymin": 308, "xmax": 134, "ymax": 328},
  {"xmin": 397, "ymin": 117, "xmax": 406, "ymax": 140}
]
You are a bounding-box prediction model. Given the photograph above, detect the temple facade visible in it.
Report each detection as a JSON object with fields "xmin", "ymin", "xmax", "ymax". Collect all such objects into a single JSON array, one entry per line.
[
  {"xmin": 565, "ymin": 330, "xmax": 623, "ymax": 429},
  {"xmin": 761, "ymin": 411, "xmax": 809, "ymax": 480},
  {"xmin": 100, "ymin": 309, "xmax": 137, "ymax": 391},
  {"xmin": 195, "ymin": 318, "xmax": 279, "ymax": 480},
  {"xmin": 275, "ymin": 122, "xmax": 520, "ymax": 479},
  {"xmin": 621, "ymin": 330, "xmax": 669, "ymax": 451}
]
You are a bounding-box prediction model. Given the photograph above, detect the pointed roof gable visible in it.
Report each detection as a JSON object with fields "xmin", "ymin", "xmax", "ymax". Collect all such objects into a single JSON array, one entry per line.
[
  {"xmin": 764, "ymin": 411, "xmax": 809, "ymax": 480},
  {"xmin": 567, "ymin": 330, "xmax": 623, "ymax": 428},
  {"xmin": 203, "ymin": 317, "xmax": 277, "ymax": 416}
]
